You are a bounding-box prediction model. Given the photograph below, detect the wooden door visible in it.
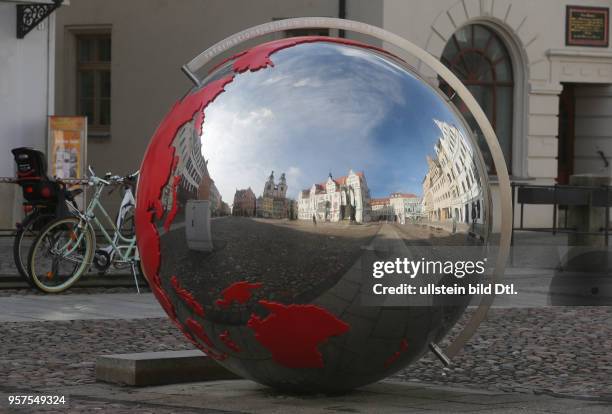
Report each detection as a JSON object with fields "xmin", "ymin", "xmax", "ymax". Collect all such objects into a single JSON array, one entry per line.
[{"xmin": 557, "ymin": 84, "xmax": 575, "ymax": 185}]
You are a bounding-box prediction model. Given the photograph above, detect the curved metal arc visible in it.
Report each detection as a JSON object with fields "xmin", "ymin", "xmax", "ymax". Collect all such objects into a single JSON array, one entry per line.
[{"xmin": 182, "ymin": 17, "xmax": 512, "ymax": 361}]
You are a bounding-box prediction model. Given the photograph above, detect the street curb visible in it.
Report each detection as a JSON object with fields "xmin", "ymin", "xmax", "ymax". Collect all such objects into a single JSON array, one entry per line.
[{"xmin": 0, "ymin": 274, "xmax": 146, "ymax": 289}]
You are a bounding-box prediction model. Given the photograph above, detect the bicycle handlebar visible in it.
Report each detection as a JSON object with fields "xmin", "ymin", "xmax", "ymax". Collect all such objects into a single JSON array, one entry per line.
[{"xmin": 86, "ymin": 166, "xmax": 139, "ymax": 187}]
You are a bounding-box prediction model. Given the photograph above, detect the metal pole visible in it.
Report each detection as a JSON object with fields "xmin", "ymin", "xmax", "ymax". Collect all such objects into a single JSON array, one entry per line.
[
  {"xmin": 606, "ymin": 185, "xmax": 610, "ymax": 247},
  {"xmin": 552, "ymin": 185, "xmax": 557, "ymax": 236},
  {"xmin": 511, "ymin": 183, "xmax": 516, "ymax": 266}
]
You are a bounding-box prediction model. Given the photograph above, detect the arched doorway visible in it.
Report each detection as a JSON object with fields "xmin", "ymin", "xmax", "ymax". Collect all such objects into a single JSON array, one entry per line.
[{"xmin": 440, "ymin": 24, "xmax": 514, "ymax": 174}]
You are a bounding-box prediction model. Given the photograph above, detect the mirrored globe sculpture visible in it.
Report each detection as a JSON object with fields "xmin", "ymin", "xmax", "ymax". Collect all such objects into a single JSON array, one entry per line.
[{"xmin": 136, "ymin": 36, "xmax": 491, "ymax": 392}]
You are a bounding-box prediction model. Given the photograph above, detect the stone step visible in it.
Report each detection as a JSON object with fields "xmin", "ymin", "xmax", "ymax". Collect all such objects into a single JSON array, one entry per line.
[{"xmin": 96, "ymin": 350, "xmax": 240, "ymax": 386}]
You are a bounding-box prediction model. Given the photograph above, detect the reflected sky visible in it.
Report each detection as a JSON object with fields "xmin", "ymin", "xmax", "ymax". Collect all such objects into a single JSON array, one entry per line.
[{"xmin": 199, "ymin": 42, "xmax": 473, "ymax": 201}]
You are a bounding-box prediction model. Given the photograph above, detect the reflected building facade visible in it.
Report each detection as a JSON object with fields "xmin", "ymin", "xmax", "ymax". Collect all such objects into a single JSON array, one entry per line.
[
  {"xmin": 298, "ymin": 170, "xmax": 370, "ymax": 223},
  {"xmin": 162, "ymin": 119, "xmax": 225, "ymax": 215},
  {"xmin": 422, "ymin": 120, "xmax": 483, "ymax": 227},
  {"xmin": 173, "ymin": 121, "xmax": 207, "ymax": 194},
  {"xmin": 369, "ymin": 197, "xmax": 394, "ymax": 221},
  {"xmin": 209, "ymin": 183, "xmax": 223, "ymax": 216},
  {"xmin": 369, "ymin": 193, "xmax": 422, "ymax": 224},
  {"xmin": 232, "ymin": 188, "xmax": 256, "ymax": 217},
  {"xmin": 390, "ymin": 193, "xmax": 423, "ymax": 223}
]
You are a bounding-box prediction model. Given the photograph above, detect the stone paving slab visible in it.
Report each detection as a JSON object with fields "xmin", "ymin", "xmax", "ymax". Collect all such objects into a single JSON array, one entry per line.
[
  {"xmin": 0, "ymin": 293, "xmax": 164, "ymax": 321},
  {"xmin": 3, "ymin": 379, "xmax": 606, "ymax": 413},
  {"xmin": 96, "ymin": 350, "xmax": 239, "ymax": 386}
]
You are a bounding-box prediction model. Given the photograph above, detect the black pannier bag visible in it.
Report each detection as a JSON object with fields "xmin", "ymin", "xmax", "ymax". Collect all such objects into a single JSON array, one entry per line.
[{"xmin": 11, "ymin": 147, "xmax": 59, "ymax": 206}]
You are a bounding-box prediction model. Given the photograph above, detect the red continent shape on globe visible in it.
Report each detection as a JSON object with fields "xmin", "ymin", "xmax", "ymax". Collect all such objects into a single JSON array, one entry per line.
[
  {"xmin": 215, "ymin": 281, "xmax": 263, "ymax": 309},
  {"xmin": 247, "ymin": 300, "xmax": 350, "ymax": 368}
]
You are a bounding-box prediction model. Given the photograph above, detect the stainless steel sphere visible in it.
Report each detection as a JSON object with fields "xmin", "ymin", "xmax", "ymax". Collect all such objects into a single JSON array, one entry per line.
[{"xmin": 136, "ymin": 36, "xmax": 491, "ymax": 392}]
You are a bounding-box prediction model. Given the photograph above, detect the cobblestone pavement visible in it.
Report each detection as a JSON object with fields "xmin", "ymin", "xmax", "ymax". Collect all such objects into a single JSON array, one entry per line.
[
  {"xmin": 0, "ymin": 308, "xmax": 610, "ymax": 405},
  {"xmin": 399, "ymin": 307, "xmax": 612, "ymax": 398},
  {"xmin": 0, "ymin": 318, "xmax": 208, "ymax": 413},
  {"xmin": 0, "ymin": 319, "xmax": 191, "ymax": 390}
]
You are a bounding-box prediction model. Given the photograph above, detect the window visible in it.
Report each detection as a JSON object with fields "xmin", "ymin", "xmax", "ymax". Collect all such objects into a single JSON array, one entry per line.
[
  {"xmin": 440, "ymin": 24, "xmax": 514, "ymax": 174},
  {"xmin": 76, "ymin": 33, "xmax": 111, "ymax": 135}
]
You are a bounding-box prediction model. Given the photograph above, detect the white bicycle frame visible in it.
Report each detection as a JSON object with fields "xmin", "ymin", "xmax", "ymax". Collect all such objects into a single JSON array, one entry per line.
[
  {"xmin": 66, "ymin": 167, "xmax": 142, "ymax": 291},
  {"xmin": 98, "ymin": 181, "xmax": 137, "ymax": 263}
]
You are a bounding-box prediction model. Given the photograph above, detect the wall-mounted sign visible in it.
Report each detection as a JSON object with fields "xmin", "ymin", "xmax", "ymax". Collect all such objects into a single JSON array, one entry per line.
[
  {"xmin": 48, "ymin": 116, "xmax": 87, "ymax": 180},
  {"xmin": 566, "ymin": 6, "xmax": 609, "ymax": 47}
]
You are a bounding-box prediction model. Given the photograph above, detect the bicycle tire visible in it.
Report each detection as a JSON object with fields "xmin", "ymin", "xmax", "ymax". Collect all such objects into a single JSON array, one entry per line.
[
  {"xmin": 12, "ymin": 212, "xmax": 55, "ymax": 286},
  {"xmin": 28, "ymin": 216, "xmax": 95, "ymax": 293}
]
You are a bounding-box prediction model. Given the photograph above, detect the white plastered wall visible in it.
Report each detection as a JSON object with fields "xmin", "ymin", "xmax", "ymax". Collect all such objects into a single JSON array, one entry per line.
[
  {"xmin": 0, "ymin": 3, "xmax": 55, "ymax": 228},
  {"xmin": 383, "ymin": 0, "xmax": 612, "ymax": 231}
]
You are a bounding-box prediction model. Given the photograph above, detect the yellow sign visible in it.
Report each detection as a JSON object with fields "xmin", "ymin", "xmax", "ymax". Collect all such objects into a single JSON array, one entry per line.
[
  {"xmin": 48, "ymin": 116, "xmax": 87, "ymax": 179},
  {"xmin": 566, "ymin": 6, "xmax": 609, "ymax": 47}
]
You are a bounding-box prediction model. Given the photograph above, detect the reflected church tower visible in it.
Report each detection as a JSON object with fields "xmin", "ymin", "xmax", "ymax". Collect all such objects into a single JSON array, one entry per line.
[
  {"xmin": 278, "ymin": 173, "xmax": 287, "ymax": 199},
  {"xmin": 257, "ymin": 170, "xmax": 290, "ymax": 219},
  {"xmin": 264, "ymin": 171, "xmax": 275, "ymax": 198}
]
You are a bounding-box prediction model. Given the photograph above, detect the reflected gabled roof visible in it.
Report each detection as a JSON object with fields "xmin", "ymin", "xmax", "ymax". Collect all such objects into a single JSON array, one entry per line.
[
  {"xmin": 370, "ymin": 198, "xmax": 390, "ymax": 206},
  {"xmin": 390, "ymin": 192, "xmax": 418, "ymax": 199}
]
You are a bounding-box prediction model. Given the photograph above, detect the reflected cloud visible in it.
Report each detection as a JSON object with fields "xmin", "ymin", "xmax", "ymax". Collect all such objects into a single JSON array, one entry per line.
[{"xmin": 199, "ymin": 42, "xmax": 474, "ymax": 206}]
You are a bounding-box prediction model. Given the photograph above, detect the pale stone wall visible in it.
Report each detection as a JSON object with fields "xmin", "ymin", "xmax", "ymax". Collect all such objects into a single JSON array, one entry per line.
[
  {"xmin": 0, "ymin": 4, "xmax": 55, "ymax": 228},
  {"xmin": 383, "ymin": 0, "xmax": 612, "ymax": 231},
  {"xmin": 51, "ymin": 0, "xmax": 612, "ymax": 232}
]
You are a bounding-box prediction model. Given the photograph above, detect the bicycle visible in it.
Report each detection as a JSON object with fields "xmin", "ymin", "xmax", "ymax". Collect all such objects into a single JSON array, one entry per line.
[
  {"xmin": 13, "ymin": 193, "xmax": 80, "ymax": 286},
  {"xmin": 27, "ymin": 167, "xmax": 142, "ymax": 294},
  {"xmin": 11, "ymin": 147, "xmax": 82, "ymax": 286}
]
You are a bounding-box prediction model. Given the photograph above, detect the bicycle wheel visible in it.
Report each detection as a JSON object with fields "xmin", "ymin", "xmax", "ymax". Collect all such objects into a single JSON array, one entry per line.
[
  {"xmin": 13, "ymin": 211, "xmax": 55, "ymax": 285},
  {"xmin": 28, "ymin": 217, "xmax": 95, "ymax": 293}
]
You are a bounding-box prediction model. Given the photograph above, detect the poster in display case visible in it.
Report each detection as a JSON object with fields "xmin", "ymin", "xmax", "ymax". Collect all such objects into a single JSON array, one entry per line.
[{"xmin": 48, "ymin": 116, "xmax": 87, "ymax": 180}]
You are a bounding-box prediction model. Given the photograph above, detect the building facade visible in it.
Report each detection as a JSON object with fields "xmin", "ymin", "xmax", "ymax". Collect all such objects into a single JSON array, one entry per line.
[
  {"xmin": 0, "ymin": 0, "xmax": 63, "ymax": 228},
  {"xmin": 44, "ymin": 0, "xmax": 612, "ymax": 232},
  {"xmin": 50, "ymin": 0, "xmax": 379, "ymax": 217},
  {"xmin": 383, "ymin": 0, "xmax": 612, "ymax": 231},
  {"xmin": 298, "ymin": 170, "xmax": 370, "ymax": 223}
]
